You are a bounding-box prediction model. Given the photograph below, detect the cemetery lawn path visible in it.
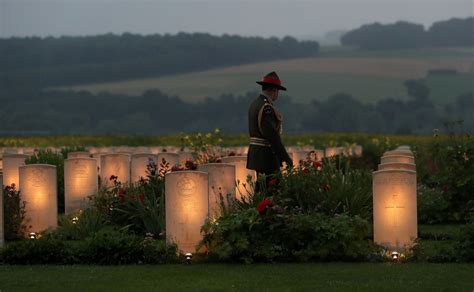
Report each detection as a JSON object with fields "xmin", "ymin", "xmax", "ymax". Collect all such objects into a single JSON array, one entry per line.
[{"xmin": 0, "ymin": 263, "xmax": 473, "ymax": 291}]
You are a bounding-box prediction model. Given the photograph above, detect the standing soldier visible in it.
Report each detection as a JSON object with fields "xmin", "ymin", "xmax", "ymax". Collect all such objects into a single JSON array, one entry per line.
[{"xmin": 247, "ymin": 71, "xmax": 293, "ymax": 191}]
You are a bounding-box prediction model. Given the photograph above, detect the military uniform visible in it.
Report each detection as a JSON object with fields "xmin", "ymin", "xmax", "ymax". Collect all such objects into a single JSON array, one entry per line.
[{"xmin": 246, "ymin": 72, "xmax": 292, "ymax": 178}]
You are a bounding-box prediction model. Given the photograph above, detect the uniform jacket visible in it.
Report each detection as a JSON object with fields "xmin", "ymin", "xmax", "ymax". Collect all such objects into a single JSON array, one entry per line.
[{"xmin": 246, "ymin": 94, "xmax": 292, "ymax": 172}]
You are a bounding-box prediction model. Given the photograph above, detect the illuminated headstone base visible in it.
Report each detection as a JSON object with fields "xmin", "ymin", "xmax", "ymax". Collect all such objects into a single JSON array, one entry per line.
[
  {"xmin": 131, "ymin": 153, "xmax": 158, "ymax": 183},
  {"xmin": 373, "ymin": 169, "xmax": 417, "ymax": 251},
  {"xmin": 198, "ymin": 163, "xmax": 236, "ymax": 219},
  {"xmin": 19, "ymin": 164, "xmax": 58, "ymax": 233},
  {"xmin": 165, "ymin": 171, "xmax": 209, "ymax": 253},
  {"xmin": 64, "ymin": 158, "xmax": 98, "ymax": 215},
  {"xmin": 220, "ymin": 156, "xmax": 256, "ymax": 200},
  {"xmin": 100, "ymin": 154, "xmax": 131, "ymax": 187},
  {"xmin": 2, "ymin": 154, "xmax": 29, "ymax": 187}
]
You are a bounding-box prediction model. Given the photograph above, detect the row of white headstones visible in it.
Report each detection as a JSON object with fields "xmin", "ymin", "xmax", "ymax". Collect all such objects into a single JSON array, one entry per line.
[{"xmin": 0, "ymin": 144, "xmax": 416, "ymax": 255}]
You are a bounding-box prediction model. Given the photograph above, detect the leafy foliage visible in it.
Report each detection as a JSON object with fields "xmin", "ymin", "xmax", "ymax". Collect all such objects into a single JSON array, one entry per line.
[
  {"xmin": 2, "ymin": 184, "xmax": 28, "ymax": 240},
  {"xmin": 200, "ymin": 209, "xmax": 375, "ymax": 263}
]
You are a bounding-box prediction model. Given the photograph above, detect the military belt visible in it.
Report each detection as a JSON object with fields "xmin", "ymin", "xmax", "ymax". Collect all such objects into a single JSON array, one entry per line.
[{"xmin": 249, "ymin": 137, "xmax": 271, "ymax": 147}]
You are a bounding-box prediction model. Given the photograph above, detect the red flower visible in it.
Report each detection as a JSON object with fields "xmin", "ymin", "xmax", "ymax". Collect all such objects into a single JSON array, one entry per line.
[
  {"xmin": 267, "ymin": 178, "xmax": 280, "ymax": 189},
  {"xmin": 257, "ymin": 198, "xmax": 274, "ymax": 215},
  {"xmin": 313, "ymin": 161, "xmax": 322, "ymax": 170},
  {"xmin": 302, "ymin": 168, "xmax": 310, "ymax": 174},
  {"xmin": 139, "ymin": 194, "xmax": 145, "ymax": 203}
]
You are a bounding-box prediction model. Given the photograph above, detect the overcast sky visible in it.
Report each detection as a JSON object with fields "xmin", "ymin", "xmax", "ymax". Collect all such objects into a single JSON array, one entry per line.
[{"xmin": 1, "ymin": 0, "xmax": 472, "ymax": 39}]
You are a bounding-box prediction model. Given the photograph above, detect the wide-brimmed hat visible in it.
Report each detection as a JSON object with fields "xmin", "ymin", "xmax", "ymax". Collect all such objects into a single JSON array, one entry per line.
[{"xmin": 256, "ymin": 71, "xmax": 287, "ymax": 91}]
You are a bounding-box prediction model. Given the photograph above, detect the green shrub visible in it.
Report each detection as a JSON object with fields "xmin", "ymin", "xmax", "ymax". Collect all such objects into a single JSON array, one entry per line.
[
  {"xmin": 1, "ymin": 237, "xmax": 74, "ymax": 264},
  {"xmin": 78, "ymin": 229, "xmax": 144, "ymax": 265},
  {"xmin": 55, "ymin": 208, "xmax": 107, "ymax": 240},
  {"xmin": 91, "ymin": 160, "xmax": 166, "ymax": 237},
  {"xmin": 417, "ymin": 134, "xmax": 474, "ymax": 222},
  {"xmin": 456, "ymin": 223, "xmax": 474, "ymax": 262},
  {"xmin": 274, "ymin": 156, "xmax": 373, "ymax": 220},
  {"xmin": 142, "ymin": 237, "xmax": 178, "ymax": 264},
  {"xmin": 2, "ymin": 184, "xmax": 28, "ymax": 240},
  {"xmin": 200, "ymin": 209, "xmax": 375, "ymax": 263},
  {"xmin": 0, "ymin": 231, "xmax": 177, "ymax": 265},
  {"xmin": 417, "ymin": 185, "xmax": 451, "ymax": 224}
]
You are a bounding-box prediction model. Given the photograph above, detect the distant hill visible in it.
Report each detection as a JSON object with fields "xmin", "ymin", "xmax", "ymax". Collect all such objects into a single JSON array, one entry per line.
[
  {"xmin": 58, "ymin": 48, "xmax": 474, "ymax": 105},
  {"xmin": 341, "ymin": 17, "xmax": 474, "ymax": 50},
  {"xmin": 0, "ymin": 33, "xmax": 319, "ymax": 89}
]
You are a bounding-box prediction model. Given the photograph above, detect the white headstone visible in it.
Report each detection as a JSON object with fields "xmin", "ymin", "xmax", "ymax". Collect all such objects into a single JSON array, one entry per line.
[
  {"xmin": 2, "ymin": 154, "xmax": 29, "ymax": 188},
  {"xmin": 100, "ymin": 154, "xmax": 131, "ymax": 187},
  {"xmin": 220, "ymin": 156, "xmax": 256, "ymax": 200},
  {"xmin": 19, "ymin": 164, "xmax": 58, "ymax": 233},
  {"xmin": 131, "ymin": 153, "xmax": 158, "ymax": 183},
  {"xmin": 325, "ymin": 147, "xmax": 343, "ymax": 158},
  {"xmin": 198, "ymin": 163, "xmax": 236, "ymax": 219},
  {"xmin": 381, "ymin": 155, "xmax": 415, "ymax": 165},
  {"xmin": 64, "ymin": 158, "xmax": 98, "ymax": 214},
  {"xmin": 352, "ymin": 145, "xmax": 363, "ymax": 157},
  {"xmin": 378, "ymin": 163, "xmax": 416, "ymax": 171},
  {"xmin": 373, "ymin": 169, "xmax": 417, "ymax": 251},
  {"xmin": 67, "ymin": 151, "xmax": 90, "ymax": 159},
  {"xmin": 165, "ymin": 171, "xmax": 209, "ymax": 253}
]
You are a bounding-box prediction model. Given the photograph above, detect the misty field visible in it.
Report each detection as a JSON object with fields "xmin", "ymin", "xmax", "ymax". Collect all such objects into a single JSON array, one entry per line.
[{"xmin": 60, "ymin": 47, "xmax": 474, "ymax": 104}]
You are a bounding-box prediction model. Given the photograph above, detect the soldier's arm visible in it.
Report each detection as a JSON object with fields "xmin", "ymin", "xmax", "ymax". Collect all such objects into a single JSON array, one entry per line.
[{"xmin": 260, "ymin": 105, "xmax": 293, "ymax": 166}]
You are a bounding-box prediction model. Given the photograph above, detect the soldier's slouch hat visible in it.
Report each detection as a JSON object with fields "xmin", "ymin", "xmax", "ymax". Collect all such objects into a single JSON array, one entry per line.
[{"xmin": 256, "ymin": 71, "xmax": 287, "ymax": 91}]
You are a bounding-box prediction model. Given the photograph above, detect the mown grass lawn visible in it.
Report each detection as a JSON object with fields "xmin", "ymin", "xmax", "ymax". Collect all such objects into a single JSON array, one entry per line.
[{"xmin": 0, "ymin": 263, "xmax": 473, "ymax": 291}]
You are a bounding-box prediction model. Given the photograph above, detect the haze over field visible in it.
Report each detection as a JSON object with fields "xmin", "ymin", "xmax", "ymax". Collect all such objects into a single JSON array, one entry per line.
[{"xmin": 1, "ymin": 0, "xmax": 472, "ymax": 42}]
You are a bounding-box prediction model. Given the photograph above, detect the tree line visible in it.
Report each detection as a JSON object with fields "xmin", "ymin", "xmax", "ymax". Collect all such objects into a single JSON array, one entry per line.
[
  {"xmin": 341, "ymin": 17, "xmax": 473, "ymax": 50},
  {"xmin": 0, "ymin": 33, "xmax": 319, "ymax": 89},
  {"xmin": 0, "ymin": 79, "xmax": 471, "ymax": 135}
]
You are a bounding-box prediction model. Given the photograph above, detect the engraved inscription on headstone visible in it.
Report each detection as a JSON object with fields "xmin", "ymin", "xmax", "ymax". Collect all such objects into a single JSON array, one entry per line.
[
  {"xmin": 19, "ymin": 164, "xmax": 58, "ymax": 233},
  {"xmin": 165, "ymin": 171, "xmax": 208, "ymax": 253},
  {"xmin": 373, "ymin": 170, "xmax": 417, "ymax": 250},
  {"xmin": 64, "ymin": 158, "xmax": 98, "ymax": 214}
]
